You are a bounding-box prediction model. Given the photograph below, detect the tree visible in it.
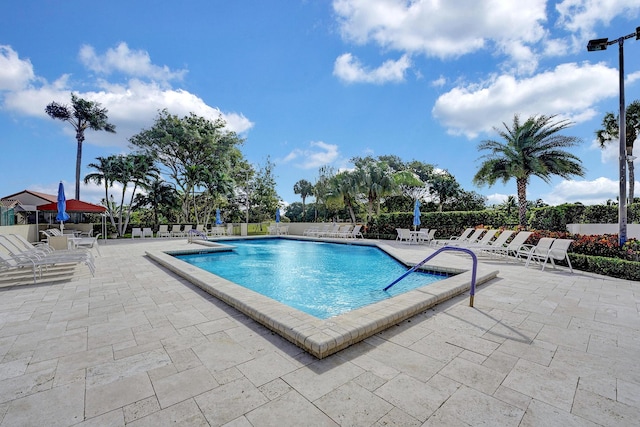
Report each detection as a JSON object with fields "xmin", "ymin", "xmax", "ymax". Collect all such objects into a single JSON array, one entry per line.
[
  {"xmin": 293, "ymin": 179, "xmax": 314, "ymax": 218},
  {"xmin": 429, "ymin": 170, "xmax": 461, "ymax": 211},
  {"xmin": 250, "ymin": 157, "xmax": 280, "ymax": 223},
  {"xmin": 327, "ymin": 170, "xmax": 359, "ymax": 223},
  {"xmin": 84, "ymin": 155, "xmax": 118, "ymax": 231},
  {"xmin": 596, "ymin": 100, "xmax": 640, "ymax": 203},
  {"xmin": 129, "ymin": 110, "xmax": 244, "ymax": 223},
  {"xmin": 354, "ymin": 159, "xmax": 396, "ymax": 222},
  {"xmin": 473, "ymin": 114, "xmax": 585, "ymax": 227},
  {"xmin": 135, "ymin": 178, "xmax": 178, "ymax": 227},
  {"xmin": 46, "ymin": 93, "xmax": 116, "ymax": 200}
]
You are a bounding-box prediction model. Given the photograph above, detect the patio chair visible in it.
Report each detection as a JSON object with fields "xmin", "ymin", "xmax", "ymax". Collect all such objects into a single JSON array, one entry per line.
[
  {"xmin": 75, "ymin": 233, "xmax": 102, "ymax": 256},
  {"xmin": 465, "ymin": 230, "xmax": 514, "ymax": 255},
  {"xmin": 522, "ymin": 238, "xmax": 574, "ymax": 273},
  {"xmin": 156, "ymin": 224, "xmax": 171, "ymax": 238},
  {"xmin": 5, "ymin": 234, "xmax": 94, "ymax": 262},
  {"xmin": 131, "ymin": 228, "xmax": 143, "ymax": 239},
  {"xmin": 308, "ymin": 224, "xmax": 330, "ymax": 237},
  {"xmin": 334, "ymin": 225, "xmax": 353, "ymax": 238},
  {"xmin": 142, "ymin": 228, "xmax": 153, "ymax": 238},
  {"xmin": 478, "ymin": 231, "xmax": 533, "ymax": 259},
  {"xmin": 395, "ymin": 228, "xmax": 412, "ymax": 243},
  {"xmin": 0, "ymin": 250, "xmax": 95, "ymax": 284},
  {"xmin": 416, "ymin": 228, "xmax": 436, "ymax": 245},
  {"xmin": 432, "ymin": 227, "xmax": 475, "ymax": 246},
  {"xmin": 517, "ymin": 237, "xmax": 555, "ymax": 265},
  {"xmin": 346, "ymin": 224, "xmax": 364, "ymax": 239},
  {"xmin": 170, "ymin": 224, "xmax": 184, "ymax": 237},
  {"xmin": 450, "ymin": 229, "xmax": 497, "ymax": 247}
]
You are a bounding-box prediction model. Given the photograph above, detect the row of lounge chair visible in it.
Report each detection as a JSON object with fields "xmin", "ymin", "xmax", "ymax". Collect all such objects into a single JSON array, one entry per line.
[
  {"xmin": 0, "ymin": 233, "xmax": 95, "ymax": 283},
  {"xmin": 303, "ymin": 224, "xmax": 364, "ymax": 239},
  {"xmin": 434, "ymin": 228, "xmax": 574, "ymax": 272},
  {"xmin": 396, "ymin": 228, "xmax": 437, "ymax": 245},
  {"xmin": 133, "ymin": 224, "xmax": 228, "ymax": 239}
]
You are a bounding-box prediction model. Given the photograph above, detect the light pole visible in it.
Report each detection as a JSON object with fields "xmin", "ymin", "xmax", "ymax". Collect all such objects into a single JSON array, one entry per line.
[{"xmin": 587, "ymin": 27, "xmax": 640, "ymax": 246}]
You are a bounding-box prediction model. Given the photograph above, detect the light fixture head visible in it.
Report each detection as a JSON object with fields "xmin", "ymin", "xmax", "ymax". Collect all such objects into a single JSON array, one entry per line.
[{"xmin": 587, "ymin": 38, "xmax": 609, "ymax": 51}]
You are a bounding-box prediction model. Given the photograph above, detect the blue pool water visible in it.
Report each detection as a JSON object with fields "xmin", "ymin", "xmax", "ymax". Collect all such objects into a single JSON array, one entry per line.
[{"xmin": 176, "ymin": 239, "xmax": 447, "ymax": 319}]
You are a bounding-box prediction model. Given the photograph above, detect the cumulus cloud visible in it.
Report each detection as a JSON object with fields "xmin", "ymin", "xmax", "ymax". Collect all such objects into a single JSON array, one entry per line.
[
  {"xmin": 0, "ymin": 45, "xmax": 36, "ymax": 91},
  {"xmin": 556, "ymin": 0, "xmax": 640, "ymax": 38},
  {"xmin": 333, "ymin": 53, "xmax": 411, "ymax": 84},
  {"xmin": 432, "ymin": 62, "xmax": 618, "ymax": 138},
  {"xmin": 79, "ymin": 42, "xmax": 187, "ymax": 83},
  {"xmin": 543, "ymin": 176, "xmax": 627, "ymax": 205},
  {"xmin": 282, "ymin": 141, "xmax": 340, "ymax": 169},
  {"xmin": 0, "ymin": 43, "xmax": 253, "ymax": 148}
]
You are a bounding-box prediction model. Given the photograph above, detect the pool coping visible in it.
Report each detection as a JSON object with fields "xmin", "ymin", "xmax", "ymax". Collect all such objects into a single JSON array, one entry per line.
[{"xmin": 146, "ymin": 237, "xmax": 499, "ymax": 358}]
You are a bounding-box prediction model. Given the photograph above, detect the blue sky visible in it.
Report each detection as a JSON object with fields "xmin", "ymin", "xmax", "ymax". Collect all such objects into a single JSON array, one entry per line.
[{"xmin": 1, "ymin": 1, "xmax": 640, "ymax": 209}]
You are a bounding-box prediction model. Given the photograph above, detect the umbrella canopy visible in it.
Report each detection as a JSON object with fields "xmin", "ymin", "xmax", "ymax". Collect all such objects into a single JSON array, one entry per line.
[
  {"xmin": 412, "ymin": 199, "xmax": 421, "ymax": 230},
  {"xmin": 55, "ymin": 182, "xmax": 70, "ymax": 229},
  {"xmin": 215, "ymin": 208, "xmax": 222, "ymax": 225},
  {"xmin": 38, "ymin": 199, "xmax": 107, "ymax": 213},
  {"xmin": 276, "ymin": 208, "xmax": 281, "ymax": 223}
]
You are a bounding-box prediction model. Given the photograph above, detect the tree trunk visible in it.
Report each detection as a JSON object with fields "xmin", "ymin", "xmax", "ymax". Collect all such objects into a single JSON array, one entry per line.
[
  {"xmin": 75, "ymin": 131, "xmax": 84, "ymax": 200},
  {"xmin": 627, "ymin": 146, "xmax": 635, "ymax": 203},
  {"xmin": 516, "ymin": 177, "xmax": 528, "ymax": 228}
]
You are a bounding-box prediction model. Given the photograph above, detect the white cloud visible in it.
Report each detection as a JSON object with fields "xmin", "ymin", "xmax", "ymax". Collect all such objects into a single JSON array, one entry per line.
[
  {"xmin": 333, "ymin": 0, "xmax": 547, "ymax": 63},
  {"xmin": 485, "ymin": 193, "xmax": 513, "ymax": 205},
  {"xmin": 556, "ymin": 0, "xmax": 640, "ymax": 37},
  {"xmin": 79, "ymin": 42, "xmax": 187, "ymax": 83},
  {"xmin": 0, "ymin": 45, "xmax": 36, "ymax": 91},
  {"xmin": 0, "ymin": 43, "xmax": 253, "ymax": 148},
  {"xmin": 432, "ymin": 62, "xmax": 618, "ymax": 138},
  {"xmin": 333, "ymin": 53, "xmax": 411, "ymax": 84},
  {"xmin": 542, "ymin": 176, "xmax": 627, "ymax": 205},
  {"xmin": 282, "ymin": 141, "xmax": 340, "ymax": 169}
]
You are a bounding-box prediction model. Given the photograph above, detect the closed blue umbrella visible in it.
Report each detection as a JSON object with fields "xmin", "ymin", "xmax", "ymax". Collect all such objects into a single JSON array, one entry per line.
[
  {"xmin": 276, "ymin": 208, "xmax": 281, "ymax": 223},
  {"xmin": 215, "ymin": 208, "xmax": 222, "ymax": 225},
  {"xmin": 56, "ymin": 181, "xmax": 70, "ymax": 231},
  {"xmin": 412, "ymin": 199, "xmax": 421, "ymax": 231}
]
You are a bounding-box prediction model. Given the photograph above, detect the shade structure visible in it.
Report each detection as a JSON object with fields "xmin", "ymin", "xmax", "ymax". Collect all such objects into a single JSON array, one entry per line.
[
  {"xmin": 55, "ymin": 182, "xmax": 70, "ymax": 230},
  {"xmin": 412, "ymin": 199, "xmax": 421, "ymax": 230},
  {"xmin": 275, "ymin": 208, "xmax": 281, "ymax": 223},
  {"xmin": 215, "ymin": 208, "xmax": 222, "ymax": 225},
  {"xmin": 38, "ymin": 199, "xmax": 107, "ymax": 213}
]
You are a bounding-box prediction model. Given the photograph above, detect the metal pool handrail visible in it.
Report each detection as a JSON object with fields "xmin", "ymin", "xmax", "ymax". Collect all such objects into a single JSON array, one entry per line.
[{"xmin": 383, "ymin": 246, "xmax": 478, "ymax": 307}]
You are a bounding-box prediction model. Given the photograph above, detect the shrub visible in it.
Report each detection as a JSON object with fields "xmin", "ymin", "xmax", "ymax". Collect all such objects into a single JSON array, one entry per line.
[{"xmin": 569, "ymin": 254, "xmax": 640, "ymax": 281}]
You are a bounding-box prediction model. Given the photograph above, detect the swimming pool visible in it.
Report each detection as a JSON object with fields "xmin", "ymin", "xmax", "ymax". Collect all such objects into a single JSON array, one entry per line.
[
  {"xmin": 176, "ymin": 239, "xmax": 448, "ymax": 319},
  {"xmin": 146, "ymin": 236, "xmax": 498, "ymax": 358}
]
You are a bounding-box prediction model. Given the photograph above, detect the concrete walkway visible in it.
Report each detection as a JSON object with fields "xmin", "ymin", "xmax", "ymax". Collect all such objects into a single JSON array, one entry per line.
[{"xmin": 0, "ymin": 237, "xmax": 639, "ymax": 426}]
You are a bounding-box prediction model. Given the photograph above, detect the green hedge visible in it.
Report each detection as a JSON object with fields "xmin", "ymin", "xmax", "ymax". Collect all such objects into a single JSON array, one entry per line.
[
  {"xmin": 569, "ymin": 253, "xmax": 640, "ymax": 281},
  {"xmin": 528, "ymin": 203, "xmax": 640, "ymax": 231}
]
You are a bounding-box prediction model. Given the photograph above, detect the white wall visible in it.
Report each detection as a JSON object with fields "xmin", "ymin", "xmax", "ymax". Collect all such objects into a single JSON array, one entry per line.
[{"xmin": 566, "ymin": 223, "xmax": 640, "ymax": 239}]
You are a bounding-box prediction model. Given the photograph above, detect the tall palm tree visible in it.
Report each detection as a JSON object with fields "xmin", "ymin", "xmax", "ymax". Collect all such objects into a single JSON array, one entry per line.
[
  {"xmin": 293, "ymin": 179, "xmax": 314, "ymax": 217},
  {"xmin": 473, "ymin": 114, "xmax": 585, "ymax": 227},
  {"xmin": 357, "ymin": 161, "xmax": 395, "ymax": 221},
  {"xmin": 327, "ymin": 171, "xmax": 359, "ymax": 223},
  {"xmin": 596, "ymin": 100, "xmax": 640, "ymax": 203},
  {"xmin": 46, "ymin": 93, "xmax": 116, "ymax": 200}
]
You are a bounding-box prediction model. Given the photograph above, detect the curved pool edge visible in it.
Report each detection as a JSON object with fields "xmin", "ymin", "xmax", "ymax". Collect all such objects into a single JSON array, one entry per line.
[{"xmin": 145, "ymin": 241, "xmax": 499, "ymax": 359}]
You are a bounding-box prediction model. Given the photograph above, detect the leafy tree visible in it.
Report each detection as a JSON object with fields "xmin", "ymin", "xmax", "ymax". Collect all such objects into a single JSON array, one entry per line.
[
  {"xmin": 46, "ymin": 93, "xmax": 116, "ymax": 200},
  {"xmin": 354, "ymin": 159, "xmax": 396, "ymax": 222},
  {"xmin": 429, "ymin": 170, "xmax": 461, "ymax": 211},
  {"xmin": 113, "ymin": 153, "xmax": 159, "ymax": 235},
  {"xmin": 327, "ymin": 170, "xmax": 359, "ymax": 223},
  {"xmin": 447, "ymin": 189, "xmax": 486, "ymax": 211},
  {"xmin": 134, "ymin": 178, "xmax": 178, "ymax": 227},
  {"xmin": 313, "ymin": 165, "xmax": 336, "ymax": 221},
  {"xmin": 129, "ymin": 110, "xmax": 244, "ymax": 223},
  {"xmin": 596, "ymin": 100, "xmax": 640, "ymax": 203},
  {"xmin": 473, "ymin": 114, "xmax": 585, "ymax": 227},
  {"xmin": 293, "ymin": 179, "xmax": 314, "ymax": 217},
  {"xmin": 250, "ymin": 157, "xmax": 280, "ymax": 223}
]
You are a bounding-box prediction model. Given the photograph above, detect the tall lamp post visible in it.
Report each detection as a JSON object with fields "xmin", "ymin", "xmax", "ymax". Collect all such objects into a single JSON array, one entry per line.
[{"xmin": 587, "ymin": 27, "xmax": 640, "ymax": 246}]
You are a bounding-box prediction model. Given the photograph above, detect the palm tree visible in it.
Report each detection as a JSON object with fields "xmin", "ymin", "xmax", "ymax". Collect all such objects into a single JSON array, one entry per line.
[
  {"xmin": 327, "ymin": 171, "xmax": 359, "ymax": 223},
  {"xmin": 140, "ymin": 178, "xmax": 178, "ymax": 227},
  {"xmin": 596, "ymin": 100, "xmax": 640, "ymax": 203},
  {"xmin": 293, "ymin": 179, "xmax": 314, "ymax": 218},
  {"xmin": 473, "ymin": 114, "xmax": 585, "ymax": 227},
  {"xmin": 84, "ymin": 155, "xmax": 118, "ymax": 230},
  {"xmin": 357, "ymin": 161, "xmax": 395, "ymax": 221},
  {"xmin": 45, "ymin": 93, "xmax": 116, "ymax": 200}
]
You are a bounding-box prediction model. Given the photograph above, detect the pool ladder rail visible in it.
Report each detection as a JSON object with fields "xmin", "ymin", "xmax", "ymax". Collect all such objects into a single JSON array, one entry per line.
[{"xmin": 384, "ymin": 246, "xmax": 478, "ymax": 307}]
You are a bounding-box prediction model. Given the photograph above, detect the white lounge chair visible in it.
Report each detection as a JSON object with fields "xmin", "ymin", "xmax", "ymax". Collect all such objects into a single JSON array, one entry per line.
[
  {"xmin": 156, "ymin": 224, "xmax": 171, "ymax": 238},
  {"xmin": 450, "ymin": 229, "xmax": 496, "ymax": 247},
  {"xmin": 333, "ymin": 225, "xmax": 353, "ymax": 238},
  {"xmin": 432, "ymin": 227, "xmax": 475, "ymax": 246},
  {"xmin": 142, "ymin": 227, "xmax": 153, "ymax": 238},
  {"xmin": 465, "ymin": 230, "xmax": 514, "ymax": 255},
  {"xmin": 521, "ymin": 238, "xmax": 574, "ymax": 272},
  {"xmin": 131, "ymin": 228, "xmax": 143, "ymax": 239},
  {"xmin": 0, "ymin": 250, "xmax": 95, "ymax": 283},
  {"xmin": 416, "ymin": 228, "xmax": 436, "ymax": 245},
  {"xmin": 170, "ymin": 224, "xmax": 184, "ymax": 237},
  {"xmin": 346, "ymin": 224, "xmax": 364, "ymax": 239},
  {"xmin": 396, "ymin": 228, "xmax": 412, "ymax": 243}
]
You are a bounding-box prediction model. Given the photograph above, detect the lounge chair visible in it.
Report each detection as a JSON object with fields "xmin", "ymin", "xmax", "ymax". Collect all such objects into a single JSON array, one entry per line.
[
  {"xmin": 416, "ymin": 229, "xmax": 436, "ymax": 245},
  {"xmin": 521, "ymin": 238, "xmax": 574, "ymax": 273},
  {"xmin": 308, "ymin": 224, "xmax": 330, "ymax": 237},
  {"xmin": 432, "ymin": 227, "xmax": 475, "ymax": 246},
  {"xmin": 170, "ymin": 224, "xmax": 184, "ymax": 237},
  {"xmin": 396, "ymin": 228, "xmax": 412, "ymax": 243},
  {"xmin": 450, "ymin": 229, "xmax": 497, "ymax": 247},
  {"xmin": 465, "ymin": 230, "xmax": 514, "ymax": 255},
  {"xmin": 303, "ymin": 226, "xmax": 319, "ymax": 236},
  {"xmin": 346, "ymin": 224, "xmax": 364, "ymax": 239},
  {"xmin": 442, "ymin": 228, "xmax": 486, "ymax": 247},
  {"xmin": 333, "ymin": 225, "xmax": 353, "ymax": 238},
  {"xmin": 156, "ymin": 224, "xmax": 170, "ymax": 238},
  {"xmin": 479, "ymin": 231, "xmax": 533, "ymax": 259},
  {"xmin": 0, "ymin": 250, "xmax": 95, "ymax": 284},
  {"xmin": 131, "ymin": 228, "xmax": 143, "ymax": 239},
  {"xmin": 517, "ymin": 237, "xmax": 555, "ymax": 265},
  {"xmin": 142, "ymin": 227, "xmax": 153, "ymax": 238},
  {"xmin": 1, "ymin": 234, "xmax": 93, "ymax": 262},
  {"xmin": 75, "ymin": 233, "xmax": 102, "ymax": 256}
]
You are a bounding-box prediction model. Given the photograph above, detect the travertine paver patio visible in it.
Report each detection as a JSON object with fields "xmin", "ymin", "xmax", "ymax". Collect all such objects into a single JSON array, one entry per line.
[{"xmin": 0, "ymin": 237, "xmax": 639, "ymax": 426}]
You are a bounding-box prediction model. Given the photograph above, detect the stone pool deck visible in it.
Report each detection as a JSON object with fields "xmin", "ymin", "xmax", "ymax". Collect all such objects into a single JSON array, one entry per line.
[{"xmin": 0, "ymin": 237, "xmax": 639, "ymax": 425}]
